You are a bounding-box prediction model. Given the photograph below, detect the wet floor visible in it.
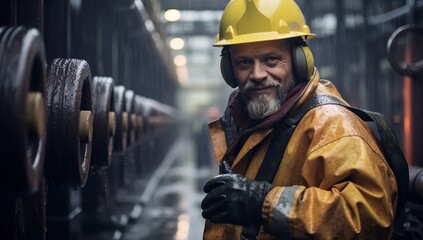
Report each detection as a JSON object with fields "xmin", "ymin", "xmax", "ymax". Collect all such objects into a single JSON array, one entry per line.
[{"xmin": 122, "ymin": 134, "xmax": 217, "ymax": 240}]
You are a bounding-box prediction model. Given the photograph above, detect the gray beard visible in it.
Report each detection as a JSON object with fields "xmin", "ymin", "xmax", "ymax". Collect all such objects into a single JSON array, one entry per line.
[
  {"xmin": 241, "ymin": 73, "xmax": 295, "ymax": 120},
  {"xmin": 245, "ymin": 93, "xmax": 282, "ymax": 120}
]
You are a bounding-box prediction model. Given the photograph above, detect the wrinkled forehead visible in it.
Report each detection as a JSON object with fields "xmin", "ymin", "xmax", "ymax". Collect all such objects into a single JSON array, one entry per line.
[{"xmin": 228, "ymin": 39, "xmax": 291, "ymax": 56}]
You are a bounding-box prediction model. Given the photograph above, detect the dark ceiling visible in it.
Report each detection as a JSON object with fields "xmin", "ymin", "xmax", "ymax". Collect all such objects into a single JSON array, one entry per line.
[{"xmin": 160, "ymin": 0, "xmax": 228, "ymax": 11}]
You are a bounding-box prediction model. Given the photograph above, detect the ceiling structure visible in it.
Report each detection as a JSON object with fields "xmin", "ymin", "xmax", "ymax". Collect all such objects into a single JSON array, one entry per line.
[
  {"xmin": 156, "ymin": 0, "xmax": 375, "ymax": 88},
  {"xmin": 155, "ymin": 0, "xmax": 372, "ymax": 112},
  {"xmin": 156, "ymin": 0, "xmax": 423, "ymax": 116},
  {"xmin": 160, "ymin": 0, "xmax": 228, "ymax": 11},
  {"xmin": 159, "ymin": 0, "xmax": 227, "ymax": 89},
  {"xmin": 156, "ymin": 0, "xmax": 230, "ymax": 114}
]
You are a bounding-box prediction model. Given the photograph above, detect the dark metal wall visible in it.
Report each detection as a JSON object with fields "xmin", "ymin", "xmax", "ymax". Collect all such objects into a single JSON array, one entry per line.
[
  {"xmin": 298, "ymin": 0, "xmax": 423, "ymax": 166},
  {"xmin": 0, "ymin": 0, "xmax": 177, "ymax": 104},
  {"xmin": 0, "ymin": 0, "xmax": 179, "ymax": 240}
]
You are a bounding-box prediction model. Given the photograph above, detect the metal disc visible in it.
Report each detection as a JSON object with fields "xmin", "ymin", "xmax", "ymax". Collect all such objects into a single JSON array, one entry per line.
[
  {"xmin": 45, "ymin": 58, "xmax": 93, "ymax": 189},
  {"xmin": 0, "ymin": 26, "xmax": 47, "ymax": 195},
  {"xmin": 113, "ymin": 85, "xmax": 127, "ymax": 153},
  {"xmin": 134, "ymin": 95, "xmax": 145, "ymax": 143},
  {"xmin": 125, "ymin": 89, "xmax": 137, "ymax": 147},
  {"xmin": 92, "ymin": 76, "xmax": 115, "ymax": 168}
]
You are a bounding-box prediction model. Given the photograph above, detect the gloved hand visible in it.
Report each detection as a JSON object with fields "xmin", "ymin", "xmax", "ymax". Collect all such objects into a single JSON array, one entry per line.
[{"xmin": 201, "ymin": 161, "xmax": 274, "ymax": 226}]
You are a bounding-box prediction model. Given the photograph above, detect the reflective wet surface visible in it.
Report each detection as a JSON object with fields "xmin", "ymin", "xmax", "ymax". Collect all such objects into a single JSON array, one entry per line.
[{"xmin": 121, "ymin": 133, "xmax": 217, "ymax": 240}]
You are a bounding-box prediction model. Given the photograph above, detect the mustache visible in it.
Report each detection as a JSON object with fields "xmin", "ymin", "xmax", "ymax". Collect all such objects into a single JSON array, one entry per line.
[{"xmin": 243, "ymin": 79, "xmax": 281, "ymax": 91}]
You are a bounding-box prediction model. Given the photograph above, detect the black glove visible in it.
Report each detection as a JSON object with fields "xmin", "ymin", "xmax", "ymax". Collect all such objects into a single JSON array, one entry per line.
[{"xmin": 201, "ymin": 161, "xmax": 274, "ymax": 226}]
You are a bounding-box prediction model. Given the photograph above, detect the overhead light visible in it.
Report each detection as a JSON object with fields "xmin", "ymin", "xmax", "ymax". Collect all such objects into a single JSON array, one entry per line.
[
  {"xmin": 164, "ymin": 9, "xmax": 181, "ymax": 22},
  {"xmin": 174, "ymin": 55, "xmax": 187, "ymax": 67},
  {"xmin": 170, "ymin": 38, "xmax": 185, "ymax": 50}
]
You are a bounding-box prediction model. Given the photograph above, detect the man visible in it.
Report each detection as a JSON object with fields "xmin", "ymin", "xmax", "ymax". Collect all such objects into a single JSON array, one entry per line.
[{"xmin": 200, "ymin": 0, "xmax": 398, "ymax": 239}]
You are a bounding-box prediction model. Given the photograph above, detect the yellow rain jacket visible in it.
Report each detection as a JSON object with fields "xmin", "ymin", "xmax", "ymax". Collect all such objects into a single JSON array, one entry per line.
[{"xmin": 204, "ymin": 70, "xmax": 398, "ymax": 240}]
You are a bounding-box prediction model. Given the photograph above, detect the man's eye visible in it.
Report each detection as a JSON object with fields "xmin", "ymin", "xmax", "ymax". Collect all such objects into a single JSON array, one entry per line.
[
  {"xmin": 237, "ymin": 60, "xmax": 250, "ymax": 68},
  {"xmin": 267, "ymin": 57, "xmax": 278, "ymax": 64}
]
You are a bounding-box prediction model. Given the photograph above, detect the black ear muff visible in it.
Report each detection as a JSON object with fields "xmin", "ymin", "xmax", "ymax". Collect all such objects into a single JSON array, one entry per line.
[
  {"xmin": 220, "ymin": 48, "xmax": 238, "ymax": 88},
  {"xmin": 292, "ymin": 41, "xmax": 314, "ymax": 83}
]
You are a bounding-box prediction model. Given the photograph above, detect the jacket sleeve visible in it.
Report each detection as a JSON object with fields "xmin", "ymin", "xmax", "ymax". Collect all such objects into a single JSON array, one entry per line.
[{"xmin": 261, "ymin": 136, "xmax": 398, "ymax": 240}]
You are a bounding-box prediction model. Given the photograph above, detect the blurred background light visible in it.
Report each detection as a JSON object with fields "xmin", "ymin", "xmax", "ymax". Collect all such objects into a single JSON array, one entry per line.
[
  {"xmin": 174, "ymin": 55, "xmax": 187, "ymax": 67},
  {"xmin": 170, "ymin": 38, "xmax": 185, "ymax": 50},
  {"xmin": 164, "ymin": 9, "xmax": 181, "ymax": 22}
]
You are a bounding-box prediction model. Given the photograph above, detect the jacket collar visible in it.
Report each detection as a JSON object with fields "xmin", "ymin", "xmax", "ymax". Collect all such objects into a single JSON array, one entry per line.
[
  {"xmin": 226, "ymin": 68, "xmax": 321, "ymax": 131},
  {"xmin": 289, "ymin": 68, "xmax": 320, "ymax": 115},
  {"xmin": 227, "ymin": 83, "xmax": 306, "ymax": 130}
]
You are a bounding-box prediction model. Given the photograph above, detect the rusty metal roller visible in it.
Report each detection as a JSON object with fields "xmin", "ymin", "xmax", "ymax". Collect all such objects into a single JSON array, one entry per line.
[
  {"xmin": 0, "ymin": 26, "xmax": 47, "ymax": 194},
  {"xmin": 91, "ymin": 76, "xmax": 115, "ymax": 168},
  {"xmin": 125, "ymin": 89, "xmax": 137, "ymax": 146},
  {"xmin": 113, "ymin": 85, "xmax": 127, "ymax": 153},
  {"xmin": 45, "ymin": 58, "xmax": 93, "ymax": 189}
]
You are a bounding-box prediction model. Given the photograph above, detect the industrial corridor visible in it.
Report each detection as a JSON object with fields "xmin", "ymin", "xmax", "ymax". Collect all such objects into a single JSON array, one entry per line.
[
  {"xmin": 122, "ymin": 132, "xmax": 213, "ymax": 240},
  {"xmin": 1, "ymin": 0, "xmax": 423, "ymax": 240}
]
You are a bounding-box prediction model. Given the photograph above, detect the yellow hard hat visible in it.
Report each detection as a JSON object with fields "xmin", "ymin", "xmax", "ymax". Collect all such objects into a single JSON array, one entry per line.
[{"xmin": 214, "ymin": 0, "xmax": 315, "ymax": 46}]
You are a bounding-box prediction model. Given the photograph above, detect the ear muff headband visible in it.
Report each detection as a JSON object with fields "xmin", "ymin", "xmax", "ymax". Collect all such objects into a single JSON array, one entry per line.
[{"xmin": 220, "ymin": 40, "xmax": 314, "ymax": 88}]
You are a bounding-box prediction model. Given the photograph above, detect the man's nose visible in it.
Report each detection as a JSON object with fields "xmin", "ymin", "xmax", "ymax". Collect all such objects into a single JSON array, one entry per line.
[{"xmin": 250, "ymin": 62, "xmax": 267, "ymax": 82}]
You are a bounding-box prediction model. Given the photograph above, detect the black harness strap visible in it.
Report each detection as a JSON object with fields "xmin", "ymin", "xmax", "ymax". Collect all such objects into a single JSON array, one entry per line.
[{"xmin": 241, "ymin": 97, "xmax": 319, "ymax": 239}]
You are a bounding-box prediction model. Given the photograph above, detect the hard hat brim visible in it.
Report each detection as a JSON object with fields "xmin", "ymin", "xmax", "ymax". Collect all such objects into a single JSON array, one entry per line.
[{"xmin": 213, "ymin": 32, "xmax": 316, "ymax": 47}]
